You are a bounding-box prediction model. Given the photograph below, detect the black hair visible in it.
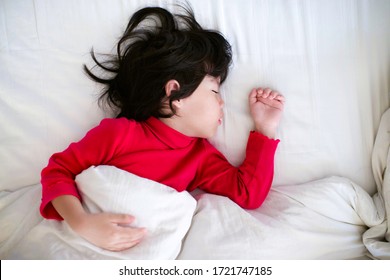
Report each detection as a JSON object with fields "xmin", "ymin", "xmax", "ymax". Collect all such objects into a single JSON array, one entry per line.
[{"xmin": 83, "ymin": 5, "xmax": 232, "ymax": 121}]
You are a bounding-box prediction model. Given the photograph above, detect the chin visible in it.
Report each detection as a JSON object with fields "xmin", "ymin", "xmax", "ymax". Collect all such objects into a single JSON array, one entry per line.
[
  {"xmin": 206, "ymin": 129, "xmax": 218, "ymax": 139},
  {"xmin": 197, "ymin": 131, "xmax": 214, "ymax": 139},
  {"xmin": 195, "ymin": 126, "xmax": 218, "ymax": 139}
]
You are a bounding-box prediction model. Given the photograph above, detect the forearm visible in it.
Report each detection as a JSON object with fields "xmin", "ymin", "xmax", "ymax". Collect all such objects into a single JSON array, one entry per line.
[
  {"xmin": 254, "ymin": 125, "xmax": 277, "ymax": 139},
  {"xmin": 196, "ymin": 132, "xmax": 279, "ymax": 209},
  {"xmin": 237, "ymin": 131, "xmax": 279, "ymax": 208},
  {"xmin": 52, "ymin": 195, "xmax": 87, "ymax": 229}
]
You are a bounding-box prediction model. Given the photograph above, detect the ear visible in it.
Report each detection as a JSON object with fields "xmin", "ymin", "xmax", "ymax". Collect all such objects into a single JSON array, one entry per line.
[
  {"xmin": 165, "ymin": 80, "xmax": 182, "ymax": 108},
  {"xmin": 165, "ymin": 79, "xmax": 180, "ymax": 97}
]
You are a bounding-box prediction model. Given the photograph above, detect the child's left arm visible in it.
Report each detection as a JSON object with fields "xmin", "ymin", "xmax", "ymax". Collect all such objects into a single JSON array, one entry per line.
[
  {"xmin": 196, "ymin": 131, "xmax": 279, "ymax": 209},
  {"xmin": 193, "ymin": 88, "xmax": 284, "ymax": 209}
]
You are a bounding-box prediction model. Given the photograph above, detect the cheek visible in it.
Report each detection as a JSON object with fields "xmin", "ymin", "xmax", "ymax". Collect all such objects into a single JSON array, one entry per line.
[
  {"xmin": 184, "ymin": 93, "xmax": 220, "ymax": 119},
  {"xmin": 200, "ymin": 102, "xmax": 219, "ymax": 118}
]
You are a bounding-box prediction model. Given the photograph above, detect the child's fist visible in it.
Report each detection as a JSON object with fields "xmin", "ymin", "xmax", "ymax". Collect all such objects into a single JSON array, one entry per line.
[{"xmin": 249, "ymin": 88, "xmax": 285, "ymax": 138}]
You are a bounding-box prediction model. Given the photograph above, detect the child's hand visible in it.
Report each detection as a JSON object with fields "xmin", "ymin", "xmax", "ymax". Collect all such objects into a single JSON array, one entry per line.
[
  {"xmin": 71, "ymin": 212, "xmax": 147, "ymax": 252},
  {"xmin": 249, "ymin": 87, "xmax": 285, "ymax": 138}
]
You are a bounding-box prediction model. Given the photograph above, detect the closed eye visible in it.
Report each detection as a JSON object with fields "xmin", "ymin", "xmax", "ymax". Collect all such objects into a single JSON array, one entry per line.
[{"xmin": 212, "ymin": 90, "xmax": 219, "ymax": 94}]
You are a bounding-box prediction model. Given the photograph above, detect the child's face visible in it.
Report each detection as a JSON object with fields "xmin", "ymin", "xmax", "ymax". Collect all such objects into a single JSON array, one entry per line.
[{"xmin": 177, "ymin": 75, "xmax": 224, "ymax": 138}]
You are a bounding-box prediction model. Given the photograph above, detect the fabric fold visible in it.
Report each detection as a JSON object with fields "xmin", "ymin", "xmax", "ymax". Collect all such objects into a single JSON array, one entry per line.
[{"xmin": 363, "ymin": 108, "xmax": 390, "ymax": 259}]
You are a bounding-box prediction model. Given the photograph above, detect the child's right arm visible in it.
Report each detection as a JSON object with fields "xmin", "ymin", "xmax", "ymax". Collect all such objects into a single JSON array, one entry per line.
[
  {"xmin": 40, "ymin": 118, "xmax": 127, "ymax": 219},
  {"xmin": 41, "ymin": 118, "xmax": 146, "ymax": 251}
]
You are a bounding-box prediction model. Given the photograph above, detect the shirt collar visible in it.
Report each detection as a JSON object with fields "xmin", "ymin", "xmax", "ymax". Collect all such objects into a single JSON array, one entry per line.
[{"xmin": 144, "ymin": 117, "xmax": 195, "ymax": 149}]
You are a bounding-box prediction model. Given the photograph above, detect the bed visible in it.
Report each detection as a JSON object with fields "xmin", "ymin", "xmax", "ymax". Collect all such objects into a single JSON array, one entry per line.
[{"xmin": 1, "ymin": 0, "xmax": 389, "ymax": 260}]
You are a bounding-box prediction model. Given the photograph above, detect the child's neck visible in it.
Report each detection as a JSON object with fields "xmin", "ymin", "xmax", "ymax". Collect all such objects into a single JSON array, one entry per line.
[{"xmin": 158, "ymin": 116, "xmax": 192, "ymax": 138}]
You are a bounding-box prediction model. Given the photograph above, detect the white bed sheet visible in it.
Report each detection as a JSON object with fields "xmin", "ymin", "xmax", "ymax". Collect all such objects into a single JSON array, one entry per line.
[{"xmin": 1, "ymin": 0, "xmax": 390, "ymax": 260}]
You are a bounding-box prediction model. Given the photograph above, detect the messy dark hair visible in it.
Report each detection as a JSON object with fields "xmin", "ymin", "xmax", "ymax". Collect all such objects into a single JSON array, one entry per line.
[{"xmin": 83, "ymin": 5, "xmax": 232, "ymax": 121}]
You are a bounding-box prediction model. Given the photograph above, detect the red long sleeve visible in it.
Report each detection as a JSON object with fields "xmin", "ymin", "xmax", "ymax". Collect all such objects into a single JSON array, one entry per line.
[
  {"xmin": 40, "ymin": 118, "xmax": 133, "ymax": 219},
  {"xmin": 190, "ymin": 132, "xmax": 279, "ymax": 209},
  {"xmin": 40, "ymin": 117, "xmax": 279, "ymax": 219}
]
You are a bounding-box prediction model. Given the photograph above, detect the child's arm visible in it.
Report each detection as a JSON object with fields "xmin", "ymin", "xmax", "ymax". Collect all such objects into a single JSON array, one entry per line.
[
  {"xmin": 52, "ymin": 195, "xmax": 146, "ymax": 251},
  {"xmin": 193, "ymin": 88, "xmax": 284, "ymax": 209},
  {"xmin": 41, "ymin": 118, "xmax": 146, "ymax": 251},
  {"xmin": 40, "ymin": 118, "xmax": 130, "ymax": 219}
]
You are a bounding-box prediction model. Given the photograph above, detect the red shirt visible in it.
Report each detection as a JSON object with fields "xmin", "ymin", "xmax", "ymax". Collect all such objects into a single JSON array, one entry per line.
[{"xmin": 40, "ymin": 117, "xmax": 279, "ymax": 220}]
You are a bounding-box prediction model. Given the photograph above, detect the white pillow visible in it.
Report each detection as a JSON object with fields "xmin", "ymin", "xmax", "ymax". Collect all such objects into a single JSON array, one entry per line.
[{"xmin": 10, "ymin": 166, "xmax": 196, "ymax": 259}]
